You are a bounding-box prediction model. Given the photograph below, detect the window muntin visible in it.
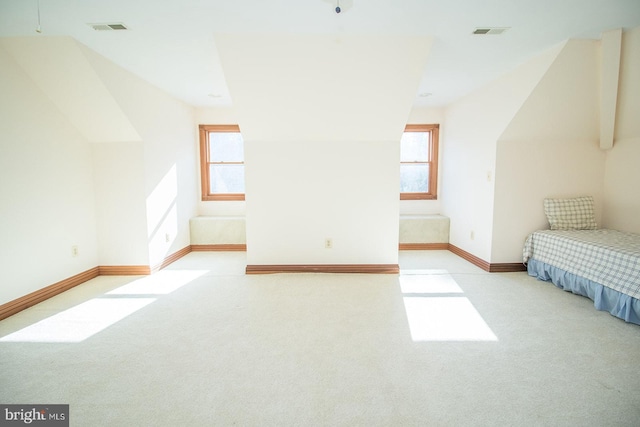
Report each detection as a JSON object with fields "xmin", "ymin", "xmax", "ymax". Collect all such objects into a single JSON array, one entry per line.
[
  {"xmin": 400, "ymin": 124, "xmax": 439, "ymax": 200},
  {"xmin": 199, "ymin": 124, "xmax": 245, "ymax": 201}
]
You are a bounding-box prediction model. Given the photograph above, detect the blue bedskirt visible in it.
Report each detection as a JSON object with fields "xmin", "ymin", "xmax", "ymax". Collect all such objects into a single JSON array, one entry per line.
[{"xmin": 527, "ymin": 258, "xmax": 640, "ymax": 326}]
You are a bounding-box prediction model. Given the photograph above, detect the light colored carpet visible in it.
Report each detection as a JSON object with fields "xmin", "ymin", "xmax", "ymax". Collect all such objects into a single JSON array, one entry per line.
[{"xmin": 1, "ymin": 251, "xmax": 639, "ymax": 426}]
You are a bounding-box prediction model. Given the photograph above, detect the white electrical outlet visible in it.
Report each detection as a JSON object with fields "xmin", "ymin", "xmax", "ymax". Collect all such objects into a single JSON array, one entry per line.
[
  {"xmin": 165, "ymin": 233, "xmax": 170, "ymax": 243},
  {"xmin": 71, "ymin": 245, "xmax": 79, "ymax": 257},
  {"xmin": 470, "ymin": 231, "xmax": 475, "ymax": 240},
  {"xmin": 325, "ymin": 238, "xmax": 333, "ymax": 249}
]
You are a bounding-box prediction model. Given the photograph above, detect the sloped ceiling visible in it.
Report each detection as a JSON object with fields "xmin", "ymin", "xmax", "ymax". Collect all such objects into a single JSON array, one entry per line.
[
  {"xmin": 0, "ymin": 0, "xmax": 639, "ymax": 109},
  {"xmin": 216, "ymin": 33, "xmax": 431, "ymax": 142},
  {"xmin": 1, "ymin": 36, "xmax": 141, "ymax": 143}
]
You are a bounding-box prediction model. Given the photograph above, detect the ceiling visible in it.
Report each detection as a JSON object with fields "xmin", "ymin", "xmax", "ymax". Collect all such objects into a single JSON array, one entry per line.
[{"xmin": 1, "ymin": 0, "xmax": 639, "ymax": 108}]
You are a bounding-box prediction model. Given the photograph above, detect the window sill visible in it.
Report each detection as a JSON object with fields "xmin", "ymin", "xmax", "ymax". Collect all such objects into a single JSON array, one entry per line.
[
  {"xmin": 202, "ymin": 194, "xmax": 245, "ymax": 201},
  {"xmin": 401, "ymin": 193, "xmax": 437, "ymax": 200}
]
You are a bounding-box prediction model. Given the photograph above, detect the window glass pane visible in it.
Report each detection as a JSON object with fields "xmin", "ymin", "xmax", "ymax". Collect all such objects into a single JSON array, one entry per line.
[
  {"xmin": 400, "ymin": 132, "xmax": 429, "ymax": 162},
  {"xmin": 209, "ymin": 164, "xmax": 245, "ymax": 193},
  {"xmin": 209, "ymin": 132, "xmax": 244, "ymax": 162},
  {"xmin": 400, "ymin": 164, "xmax": 429, "ymax": 193}
]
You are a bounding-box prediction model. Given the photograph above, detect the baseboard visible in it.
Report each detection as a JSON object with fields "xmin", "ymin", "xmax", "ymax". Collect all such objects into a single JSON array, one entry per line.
[
  {"xmin": 152, "ymin": 245, "xmax": 193, "ymax": 272},
  {"xmin": 0, "ymin": 267, "xmax": 100, "ymax": 321},
  {"xmin": 0, "ymin": 243, "xmax": 525, "ymax": 322},
  {"xmin": 101, "ymin": 246, "xmax": 194, "ymax": 275},
  {"xmin": 0, "ymin": 246, "xmax": 194, "ymax": 321},
  {"xmin": 191, "ymin": 244, "xmax": 247, "ymax": 251},
  {"xmin": 246, "ymin": 264, "xmax": 400, "ymax": 274},
  {"xmin": 487, "ymin": 263, "xmax": 527, "ymax": 273},
  {"xmin": 447, "ymin": 244, "xmax": 527, "ymax": 272},
  {"xmin": 448, "ymin": 244, "xmax": 491, "ymax": 271},
  {"xmin": 98, "ymin": 265, "xmax": 151, "ymax": 275},
  {"xmin": 399, "ymin": 243, "xmax": 449, "ymax": 250}
]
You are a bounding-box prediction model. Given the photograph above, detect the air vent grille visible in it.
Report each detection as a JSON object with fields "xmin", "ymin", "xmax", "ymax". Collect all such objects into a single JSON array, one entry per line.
[
  {"xmin": 88, "ymin": 23, "xmax": 128, "ymax": 31},
  {"xmin": 473, "ymin": 27, "xmax": 509, "ymax": 35}
]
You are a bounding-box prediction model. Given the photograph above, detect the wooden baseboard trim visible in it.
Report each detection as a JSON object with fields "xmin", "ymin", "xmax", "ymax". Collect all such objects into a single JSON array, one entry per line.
[
  {"xmin": 488, "ymin": 263, "xmax": 527, "ymax": 273},
  {"xmin": 448, "ymin": 244, "xmax": 491, "ymax": 272},
  {"xmin": 0, "ymin": 267, "xmax": 100, "ymax": 321},
  {"xmin": 191, "ymin": 244, "xmax": 247, "ymax": 251},
  {"xmin": 0, "ymin": 246, "xmax": 197, "ymax": 321},
  {"xmin": 246, "ymin": 264, "xmax": 400, "ymax": 274},
  {"xmin": 399, "ymin": 243, "xmax": 449, "ymax": 250},
  {"xmin": 98, "ymin": 265, "xmax": 151, "ymax": 275},
  {"xmin": 152, "ymin": 245, "xmax": 192, "ymax": 272},
  {"xmin": 447, "ymin": 245, "xmax": 527, "ymax": 272},
  {"xmin": 1, "ymin": 242, "xmax": 526, "ymax": 321}
]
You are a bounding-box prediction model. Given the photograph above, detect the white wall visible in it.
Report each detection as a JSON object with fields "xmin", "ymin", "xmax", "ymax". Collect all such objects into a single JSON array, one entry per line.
[
  {"xmin": 492, "ymin": 39, "xmax": 604, "ymax": 263},
  {"xmin": 0, "ymin": 42, "xmax": 99, "ymax": 305},
  {"xmin": 0, "ymin": 35, "xmax": 199, "ymax": 307},
  {"xmin": 92, "ymin": 142, "xmax": 150, "ymax": 266},
  {"xmin": 442, "ymin": 43, "xmax": 563, "ymax": 261},
  {"xmin": 603, "ymin": 27, "xmax": 640, "ymax": 233},
  {"xmin": 245, "ymin": 140, "xmax": 400, "ymax": 265},
  {"xmin": 216, "ymin": 34, "xmax": 431, "ymax": 265}
]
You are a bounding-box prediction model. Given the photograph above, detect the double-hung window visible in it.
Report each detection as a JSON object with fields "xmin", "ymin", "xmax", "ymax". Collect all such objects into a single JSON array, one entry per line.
[
  {"xmin": 199, "ymin": 124, "xmax": 245, "ymax": 201},
  {"xmin": 400, "ymin": 124, "xmax": 439, "ymax": 200}
]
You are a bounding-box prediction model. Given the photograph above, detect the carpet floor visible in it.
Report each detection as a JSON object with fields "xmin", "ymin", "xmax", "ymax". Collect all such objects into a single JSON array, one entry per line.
[{"xmin": 1, "ymin": 251, "xmax": 639, "ymax": 426}]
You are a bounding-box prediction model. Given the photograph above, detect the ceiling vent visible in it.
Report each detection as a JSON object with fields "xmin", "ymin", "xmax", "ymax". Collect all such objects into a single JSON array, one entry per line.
[
  {"xmin": 88, "ymin": 23, "xmax": 128, "ymax": 31},
  {"xmin": 473, "ymin": 27, "xmax": 509, "ymax": 35}
]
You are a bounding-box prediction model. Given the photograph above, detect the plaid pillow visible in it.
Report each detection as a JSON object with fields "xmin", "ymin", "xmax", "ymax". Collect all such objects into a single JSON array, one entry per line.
[{"xmin": 543, "ymin": 196, "xmax": 598, "ymax": 230}]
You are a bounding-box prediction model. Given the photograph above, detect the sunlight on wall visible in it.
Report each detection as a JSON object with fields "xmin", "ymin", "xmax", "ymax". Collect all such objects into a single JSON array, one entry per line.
[
  {"xmin": 0, "ymin": 269, "xmax": 207, "ymax": 343},
  {"xmin": 146, "ymin": 164, "xmax": 179, "ymax": 266},
  {"xmin": 400, "ymin": 271, "xmax": 498, "ymax": 342}
]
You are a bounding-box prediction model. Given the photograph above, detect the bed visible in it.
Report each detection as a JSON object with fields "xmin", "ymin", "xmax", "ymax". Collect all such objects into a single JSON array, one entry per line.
[{"xmin": 522, "ymin": 196, "xmax": 640, "ymax": 325}]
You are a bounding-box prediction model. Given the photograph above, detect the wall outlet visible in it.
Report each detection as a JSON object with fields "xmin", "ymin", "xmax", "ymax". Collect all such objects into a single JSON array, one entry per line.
[
  {"xmin": 71, "ymin": 245, "xmax": 79, "ymax": 257},
  {"xmin": 470, "ymin": 231, "xmax": 475, "ymax": 240},
  {"xmin": 325, "ymin": 238, "xmax": 333, "ymax": 249},
  {"xmin": 165, "ymin": 233, "xmax": 171, "ymax": 243}
]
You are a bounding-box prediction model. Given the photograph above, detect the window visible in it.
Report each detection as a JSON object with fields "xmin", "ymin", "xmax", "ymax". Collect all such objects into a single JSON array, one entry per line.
[
  {"xmin": 199, "ymin": 124, "xmax": 245, "ymax": 201},
  {"xmin": 400, "ymin": 124, "xmax": 439, "ymax": 200}
]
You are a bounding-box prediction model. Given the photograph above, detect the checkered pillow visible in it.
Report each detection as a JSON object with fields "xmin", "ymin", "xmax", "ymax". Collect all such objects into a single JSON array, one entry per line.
[{"xmin": 543, "ymin": 196, "xmax": 598, "ymax": 230}]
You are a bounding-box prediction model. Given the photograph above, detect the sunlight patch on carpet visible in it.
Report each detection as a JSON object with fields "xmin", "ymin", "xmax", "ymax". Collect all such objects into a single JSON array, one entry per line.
[
  {"xmin": 403, "ymin": 296, "xmax": 498, "ymax": 342},
  {"xmin": 399, "ymin": 272, "xmax": 498, "ymax": 342},
  {"xmin": 0, "ymin": 269, "xmax": 208, "ymax": 343},
  {"xmin": 0, "ymin": 298, "xmax": 155, "ymax": 343},
  {"xmin": 106, "ymin": 270, "xmax": 208, "ymax": 295},
  {"xmin": 399, "ymin": 273, "xmax": 463, "ymax": 294}
]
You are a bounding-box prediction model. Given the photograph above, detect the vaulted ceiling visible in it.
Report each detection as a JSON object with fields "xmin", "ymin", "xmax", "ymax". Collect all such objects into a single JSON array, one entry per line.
[{"xmin": 1, "ymin": 0, "xmax": 639, "ymax": 108}]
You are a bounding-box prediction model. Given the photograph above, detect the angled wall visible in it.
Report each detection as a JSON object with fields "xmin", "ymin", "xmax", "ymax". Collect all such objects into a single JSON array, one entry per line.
[
  {"xmin": 442, "ymin": 42, "xmax": 564, "ymax": 262},
  {"xmin": 79, "ymin": 44, "xmax": 198, "ymax": 268},
  {"xmin": 603, "ymin": 27, "xmax": 640, "ymax": 233},
  {"xmin": 0, "ymin": 36, "xmax": 197, "ymax": 307},
  {"xmin": 491, "ymin": 39, "xmax": 604, "ymax": 263},
  {"xmin": 0, "ymin": 42, "xmax": 99, "ymax": 305},
  {"xmin": 0, "ymin": 37, "xmax": 140, "ymax": 143}
]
